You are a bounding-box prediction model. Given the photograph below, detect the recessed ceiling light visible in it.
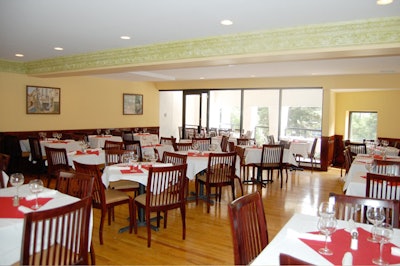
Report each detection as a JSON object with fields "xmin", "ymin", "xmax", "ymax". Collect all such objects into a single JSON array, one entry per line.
[
  {"xmin": 54, "ymin": 47, "xmax": 64, "ymax": 51},
  {"xmin": 220, "ymin": 19, "xmax": 233, "ymax": 26},
  {"xmin": 376, "ymin": 0, "xmax": 393, "ymax": 5},
  {"xmin": 15, "ymin": 53, "xmax": 24, "ymax": 57},
  {"xmin": 120, "ymin": 36, "xmax": 131, "ymax": 40}
]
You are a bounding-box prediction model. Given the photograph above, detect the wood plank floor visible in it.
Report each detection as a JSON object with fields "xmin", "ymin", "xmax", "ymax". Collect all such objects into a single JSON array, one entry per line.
[{"xmin": 84, "ymin": 167, "xmax": 344, "ymax": 265}]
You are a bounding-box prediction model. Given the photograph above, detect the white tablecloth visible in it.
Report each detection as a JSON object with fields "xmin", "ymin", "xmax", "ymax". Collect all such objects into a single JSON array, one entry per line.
[
  {"xmin": 88, "ymin": 135, "xmax": 122, "ymax": 149},
  {"xmin": 67, "ymin": 149, "xmax": 105, "ymax": 168},
  {"xmin": 240, "ymin": 146, "xmax": 298, "ymax": 166},
  {"xmin": 251, "ymin": 213, "xmax": 400, "ymax": 266},
  {"xmin": 141, "ymin": 144, "xmax": 175, "ymax": 160},
  {"xmin": 0, "ymin": 185, "xmax": 85, "ymax": 265},
  {"xmin": 20, "ymin": 139, "xmax": 81, "ymax": 155},
  {"xmin": 133, "ymin": 133, "xmax": 159, "ymax": 147}
]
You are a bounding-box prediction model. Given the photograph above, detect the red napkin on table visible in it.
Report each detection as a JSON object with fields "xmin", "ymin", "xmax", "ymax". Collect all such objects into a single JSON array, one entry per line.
[
  {"xmin": 75, "ymin": 150, "xmax": 85, "ymax": 155},
  {"xmin": 299, "ymin": 227, "xmax": 400, "ymax": 265},
  {"xmin": 0, "ymin": 197, "xmax": 53, "ymax": 218},
  {"xmin": 141, "ymin": 164, "xmax": 152, "ymax": 170},
  {"xmin": 86, "ymin": 150, "xmax": 99, "ymax": 156},
  {"xmin": 50, "ymin": 140, "xmax": 68, "ymax": 144},
  {"xmin": 188, "ymin": 152, "xmax": 209, "ymax": 157},
  {"xmin": 120, "ymin": 166, "xmax": 143, "ymax": 174},
  {"xmin": 374, "ymin": 155, "xmax": 384, "ymax": 160}
]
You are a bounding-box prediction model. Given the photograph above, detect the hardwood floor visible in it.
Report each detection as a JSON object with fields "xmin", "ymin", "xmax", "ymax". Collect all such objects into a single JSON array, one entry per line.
[{"xmin": 85, "ymin": 167, "xmax": 344, "ymax": 265}]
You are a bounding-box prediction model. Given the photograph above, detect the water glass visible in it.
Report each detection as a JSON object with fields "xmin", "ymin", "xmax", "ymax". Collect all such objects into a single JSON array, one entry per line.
[
  {"xmin": 29, "ymin": 179, "xmax": 44, "ymax": 210},
  {"xmin": 9, "ymin": 173, "xmax": 24, "ymax": 206}
]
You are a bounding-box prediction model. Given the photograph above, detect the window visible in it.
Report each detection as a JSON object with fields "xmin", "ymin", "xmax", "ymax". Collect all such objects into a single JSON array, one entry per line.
[{"xmin": 348, "ymin": 111, "xmax": 377, "ymax": 142}]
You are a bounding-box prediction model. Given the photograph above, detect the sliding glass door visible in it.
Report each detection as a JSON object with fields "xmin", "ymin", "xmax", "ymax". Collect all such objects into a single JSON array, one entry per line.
[{"xmin": 182, "ymin": 90, "xmax": 209, "ymax": 138}]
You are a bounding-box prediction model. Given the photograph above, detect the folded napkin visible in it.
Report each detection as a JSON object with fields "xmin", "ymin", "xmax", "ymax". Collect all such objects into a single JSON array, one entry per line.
[
  {"xmin": 86, "ymin": 150, "xmax": 99, "ymax": 155},
  {"xmin": 342, "ymin": 252, "xmax": 353, "ymax": 266},
  {"xmin": 120, "ymin": 167, "xmax": 143, "ymax": 174},
  {"xmin": 75, "ymin": 150, "xmax": 85, "ymax": 155},
  {"xmin": 25, "ymin": 190, "xmax": 57, "ymax": 201},
  {"xmin": 287, "ymin": 228, "xmax": 331, "ymax": 242},
  {"xmin": 392, "ymin": 247, "xmax": 400, "ymax": 257},
  {"xmin": 18, "ymin": 205, "xmax": 33, "ymax": 214}
]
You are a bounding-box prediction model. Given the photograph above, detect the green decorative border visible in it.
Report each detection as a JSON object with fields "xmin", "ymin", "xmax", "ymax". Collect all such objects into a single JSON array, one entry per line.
[{"xmin": 1, "ymin": 17, "xmax": 399, "ymax": 76}]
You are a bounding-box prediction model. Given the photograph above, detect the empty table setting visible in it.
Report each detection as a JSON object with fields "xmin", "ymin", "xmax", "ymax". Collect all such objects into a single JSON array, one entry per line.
[
  {"xmin": 67, "ymin": 148, "xmax": 105, "ymax": 168},
  {"xmin": 20, "ymin": 138, "xmax": 82, "ymax": 155},
  {"xmin": 0, "ymin": 184, "xmax": 84, "ymax": 265},
  {"xmin": 88, "ymin": 134, "xmax": 123, "ymax": 149},
  {"xmin": 251, "ymin": 213, "xmax": 400, "ymax": 265}
]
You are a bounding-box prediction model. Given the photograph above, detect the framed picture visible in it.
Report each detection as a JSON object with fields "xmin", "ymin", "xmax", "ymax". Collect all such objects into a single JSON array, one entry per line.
[
  {"xmin": 123, "ymin": 93, "xmax": 143, "ymax": 115},
  {"xmin": 26, "ymin": 85, "xmax": 60, "ymax": 114}
]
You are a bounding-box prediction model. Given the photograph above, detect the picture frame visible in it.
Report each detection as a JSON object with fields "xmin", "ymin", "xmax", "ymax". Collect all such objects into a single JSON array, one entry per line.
[
  {"xmin": 123, "ymin": 93, "xmax": 143, "ymax": 115},
  {"xmin": 26, "ymin": 85, "xmax": 61, "ymax": 114}
]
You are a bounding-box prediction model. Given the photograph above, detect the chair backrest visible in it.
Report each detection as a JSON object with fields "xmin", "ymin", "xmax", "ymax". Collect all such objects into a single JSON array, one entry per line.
[
  {"xmin": 260, "ymin": 144, "xmax": 284, "ymax": 164},
  {"xmin": 0, "ymin": 153, "xmax": 10, "ymax": 173},
  {"xmin": 56, "ymin": 171, "xmax": 94, "ymax": 199},
  {"xmin": 45, "ymin": 146, "xmax": 70, "ymax": 175},
  {"xmin": 228, "ymin": 191, "xmax": 269, "ymax": 265},
  {"xmin": 192, "ymin": 137, "xmax": 212, "ymax": 151},
  {"xmin": 279, "ymin": 253, "xmax": 312, "ymax": 265},
  {"xmin": 145, "ymin": 164, "xmax": 187, "ymax": 208},
  {"xmin": 344, "ymin": 140, "xmax": 367, "ymax": 157},
  {"xmin": 236, "ymin": 138, "xmax": 254, "ymax": 146},
  {"xmin": 278, "ymin": 139, "xmax": 291, "ymax": 149},
  {"xmin": 329, "ymin": 192, "xmax": 400, "ymax": 228},
  {"xmin": 309, "ymin": 137, "xmax": 318, "ymax": 157},
  {"xmin": 124, "ymin": 140, "xmax": 142, "ymax": 161},
  {"xmin": 73, "ymin": 161, "xmax": 105, "ymax": 209},
  {"xmin": 103, "ymin": 140, "xmax": 124, "ymax": 150},
  {"xmin": 159, "ymin": 136, "xmax": 176, "ymax": 146},
  {"xmin": 373, "ymin": 159, "xmax": 400, "ymax": 176},
  {"xmin": 366, "ymin": 172, "xmax": 400, "ymax": 201},
  {"xmin": 21, "ymin": 197, "xmax": 92, "ymax": 265},
  {"xmin": 206, "ymin": 152, "xmax": 237, "ymax": 184},
  {"xmin": 343, "ymin": 147, "xmax": 353, "ymax": 175},
  {"xmin": 162, "ymin": 151, "xmax": 187, "ymax": 165},
  {"xmin": 234, "ymin": 146, "xmax": 246, "ymax": 166},
  {"xmin": 28, "ymin": 137, "xmax": 44, "ymax": 162},
  {"xmin": 267, "ymin": 135, "xmax": 275, "ymax": 144},
  {"xmin": 220, "ymin": 135, "xmax": 229, "ymax": 152},
  {"xmin": 121, "ymin": 130, "xmax": 134, "ymax": 141},
  {"xmin": 174, "ymin": 142, "xmax": 193, "ymax": 151},
  {"xmin": 105, "ymin": 149, "xmax": 131, "ymax": 166}
]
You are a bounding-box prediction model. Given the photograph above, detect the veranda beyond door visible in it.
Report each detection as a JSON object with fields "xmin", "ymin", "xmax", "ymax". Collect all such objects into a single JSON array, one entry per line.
[{"xmin": 182, "ymin": 90, "xmax": 209, "ymax": 139}]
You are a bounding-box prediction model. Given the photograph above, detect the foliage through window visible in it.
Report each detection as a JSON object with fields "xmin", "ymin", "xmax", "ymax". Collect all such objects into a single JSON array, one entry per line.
[
  {"xmin": 349, "ymin": 112, "xmax": 377, "ymax": 142},
  {"xmin": 286, "ymin": 107, "xmax": 322, "ymax": 138}
]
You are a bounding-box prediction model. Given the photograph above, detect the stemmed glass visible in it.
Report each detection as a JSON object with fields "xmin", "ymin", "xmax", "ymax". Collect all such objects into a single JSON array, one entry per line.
[
  {"xmin": 317, "ymin": 216, "xmax": 337, "ymax": 255},
  {"xmin": 192, "ymin": 142, "xmax": 200, "ymax": 152},
  {"xmin": 319, "ymin": 201, "xmax": 336, "ymax": 217},
  {"xmin": 9, "ymin": 173, "xmax": 24, "ymax": 206},
  {"xmin": 28, "ymin": 179, "xmax": 44, "ymax": 210},
  {"xmin": 367, "ymin": 207, "xmax": 386, "ymax": 242},
  {"xmin": 372, "ymin": 223, "xmax": 393, "ymax": 265}
]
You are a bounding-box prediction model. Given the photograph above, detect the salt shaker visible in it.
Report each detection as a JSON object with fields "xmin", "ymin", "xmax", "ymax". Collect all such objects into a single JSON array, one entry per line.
[{"xmin": 350, "ymin": 230, "xmax": 358, "ymax": 250}]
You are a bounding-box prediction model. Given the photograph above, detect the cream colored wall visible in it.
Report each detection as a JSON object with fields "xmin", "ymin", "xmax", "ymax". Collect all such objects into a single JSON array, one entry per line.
[
  {"xmin": 0, "ymin": 72, "xmax": 159, "ymax": 132},
  {"xmin": 335, "ymin": 89, "xmax": 400, "ymax": 139}
]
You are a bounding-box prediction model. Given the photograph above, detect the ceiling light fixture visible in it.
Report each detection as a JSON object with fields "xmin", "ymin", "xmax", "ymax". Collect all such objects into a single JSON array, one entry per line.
[
  {"xmin": 54, "ymin": 47, "xmax": 64, "ymax": 51},
  {"xmin": 120, "ymin": 36, "xmax": 131, "ymax": 40},
  {"xmin": 220, "ymin": 19, "xmax": 233, "ymax": 26},
  {"xmin": 376, "ymin": 0, "xmax": 393, "ymax": 5},
  {"xmin": 15, "ymin": 53, "xmax": 24, "ymax": 57}
]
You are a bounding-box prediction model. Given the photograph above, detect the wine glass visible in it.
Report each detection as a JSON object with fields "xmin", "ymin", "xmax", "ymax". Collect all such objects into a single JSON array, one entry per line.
[
  {"xmin": 367, "ymin": 207, "xmax": 386, "ymax": 242},
  {"xmin": 365, "ymin": 161, "xmax": 374, "ymax": 173},
  {"xmin": 372, "ymin": 223, "xmax": 393, "ymax": 265},
  {"xmin": 318, "ymin": 201, "xmax": 336, "ymax": 218},
  {"xmin": 192, "ymin": 142, "xmax": 200, "ymax": 152},
  {"xmin": 317, "ymin": 216, "xmax": 337, "ymax": 255},
  {"xmin": 9, "ymin": 173, "xmax": 24, "ymax": 206},
  {"xmin": 29, "ymin": 179, "xmax": 44, "ymax": 210}
]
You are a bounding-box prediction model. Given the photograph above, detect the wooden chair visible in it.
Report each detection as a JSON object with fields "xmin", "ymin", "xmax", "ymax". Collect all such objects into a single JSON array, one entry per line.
[
  {"xmin": 103, "ymin": 140, "xmax": 124, "ymax": 150},
  {"xmin": 251, "ymin": 144, "xmax": 286, "ymax": 188},
  {"xmin": 21, "ymin": 197, "xmax": 92, "ymax": 265},
  {"xmin": 133, "ymin": 164, "xmax": 188, "ymax": 247},
  {"xmin": 344, "ymin": 140, "xmax": 367, "ymax": 158},
  {"xmin": 372, "ymin": 159, "xmax": 400, "ymax": 176},
  {"xmin": 195, "ymin": 152, "xmax": 240, "ymax": 213},
  {"xmin": 0, "ymin": 153, "xmax": 10, "ymax": 188},
  {"xmin": 295, "ymin": 138, "xmax": 319, "ymax": 172},
  {"xmin": 220, "ymin": 135, "xmax": 229, "ymax": 152},
  {"xmin": 124, "ymin": 140, "xmax": 143, "ymax": 161},
  {"xmin": 73, "ymin": 161, "xmax": 134, "ymax": 245},
  {"xmin": 159, "ymin": 136, "xmax": 176, "ymax": 146},
  {"xmin": 45, "ymin": 146, "xmax": 74, "ymax": 188},
  {"xmin": 228, "ymin": 191, "xmax": 269, "ymax": 265},
  {"xmin": 236, "ymin": 138, "xmax": 255, "ymax": 146},
  {"xmin": 56, "ymin": 171, "xmax": 95, "ymax": 265},
  {"xmin": 105, "ymin": 149, "xmax": 132, "ymax": 166},
  {"xmin": 366, "ymin": 172, "xmax": 400, "ymax": 201},
  {"xmin": 267, "ymin": 135, "xmax": 275, "ymax": 144},
  {"xmin": 234, "ymin": 146, "xmax": 253, "ymax": 185},
  {"xmin": 279, "ymin": 253, "xmax": 312, "ymax": 265},
  {"xmin": 174, "ymin": 142, "xmax": 193, "ymax": 151},
  {"xmin": 162, "ymin": 151, "xmax": 187, "ymax": 165},
  {"xmin": 329, "ymin": 192, "xmax": 400, "ymax": 228},
  {"xmin": 28, "ymin": 137, "xmax": 47, "ymax": 177},
  {"xmin": 192, "ymin": 137, "xmax": 212, "ymax": 151}
]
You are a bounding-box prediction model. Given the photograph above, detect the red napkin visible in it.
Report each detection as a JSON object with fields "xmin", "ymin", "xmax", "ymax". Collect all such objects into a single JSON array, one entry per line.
[
  {"xmin": 188, "ymin": 152, "xmax": 209, "ymax": 157},
  {"xmin": 300, "ymin": 228, "xmax": 400, "ymax": 265},
  {"xmin": 50, "ymin": 140, "xmax": 68, "ymax": 144},
  {"xmin": 86, "ymin": 150, "xmax": 99, "ymax": 156},
  {"xmin": 75, "ymin": 150, "xmax": 85, "ymax": 155},
  {"xmin": 0, "ymin": 197, "xmax": 53, "ymax": 218},
  {"xmin": 374, "ymin": 155, "xmax": 384, "ymax": 160},
  {"xmin": 141, "ymin": 164, "xmax": 152, "ymax": 170},
  {"xmin": 120, "ymin": 166, "xmax": 143, "ymax": 174}
]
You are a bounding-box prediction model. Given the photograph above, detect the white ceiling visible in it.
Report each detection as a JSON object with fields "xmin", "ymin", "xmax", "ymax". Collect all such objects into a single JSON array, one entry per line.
[{"xmin": 1, "ymin": 0, "xmax": 399, "ymax": 82}]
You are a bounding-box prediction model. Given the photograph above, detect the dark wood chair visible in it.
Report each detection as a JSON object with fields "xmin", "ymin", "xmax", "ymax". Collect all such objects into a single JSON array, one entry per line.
[
  {"xmin": 195, "ymin": 152, "xmax": 240, "ymax": 213},
  {"xmin": 192, "ymin": 137, "xmax": 212, "ymax": 151},
  {"xmin": 236, "ymin": 138, "xmax": 255, "ymax": 146},
  {"xmin": 366, "ymin": 172, "xmax": 400, "ymax": 201},
  {"xmin": 28, "ymin": 137, "xmax": 47, "ymax": 177},
  {"xmin": 344, "ymin": 140, "xmax": 367, "ymax": 158},
  {"xmin": 228, "ymin": 191, "xmax": 269, "ymax": 265},
  {"xmin": 343, "ymin": 146, "xmax": 353, "ymax": 176},
  {"xmin": 45, "ymin": 146, "xmax": 74, "ymax": 188},
  {"xmin": 234, "ymin": 145, "xmax": 253, "ymax": 185},
  {"xmin": 103, "ymin": 140, "xmax": 124, "ymax": 150},
  {"xmin": 174, "ymin": 142, "xmax": 193, "ymax": 151},
  {"xmin": 295, "ymin": 138, "xmax": 319, "ymax": 172},
  {"xmin": 279, "ymin": 253, "xmax": 312, "ymax": 265},
  {"xmin": 124, "ymin": 140, "xmax": 143, "ymax": 161},
  {"xmin": 372, "ymin": 159, "xmax": 400, "ymax": 176},
  {"xmin": 56, "ymin": 171, "xmax": 95, "ymax": 265},
  {"xmin": 162, "ymin": 151, "xmax": 187, "ymax": 165},
  {"xmin": 267, "ymin": 135, "xmax": 275, "ymax": 144},
  {"xmin": 251, "ymin": 144, "xmax": 286, "ymax": 188},
  {"xmin": 0, "ymin": 153, "xmax": 10, "ymax": 188},
  {"xmin": 133, "ymin": 164, "xmax": 188, "ymax": 247},
  {"xmin": 159, "ymin": 136, "xmax": 176, "ymax": 146},
  {"xmin": 73, "ymin": 161, "xmax": 134, "ymax": 245},
  {"xmin": 21, "ymin": 197, "xmax": 92, "ymax": 265},
  {"xmin": 220, "ymin": 135, "xmax": 229, "ymax": 152},
  {"xmin": 329, "ymin": 192, "xmax": 400, "ymax": 228}
]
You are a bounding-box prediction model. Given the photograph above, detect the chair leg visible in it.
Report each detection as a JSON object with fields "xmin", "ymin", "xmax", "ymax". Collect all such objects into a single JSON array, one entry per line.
[
  {"xmin": 180, "ymin": 205, "xmax": 186, "ymax": 240},
  {"xmin": 235, "ymin": 176, "xmax": 244, "ymax": 196},
  {"xmin": 90, "ymin": 241, "xmax": 96, "ymax": 265},
  {"xmin": 99, "ymin": 210, "xmax": 106, "ymax": 245},
  {"xmin": 146, "ymin": 211, "xmax": 152, "ymax": 247},
  {"xmin": 163, "ymin": 211, "xmax": 168, "ymax": 228}
]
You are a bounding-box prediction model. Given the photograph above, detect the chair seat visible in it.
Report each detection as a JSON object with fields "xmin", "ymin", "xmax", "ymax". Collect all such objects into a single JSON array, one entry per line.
[
  {"xmin": 110, "ymin": 180, "xmax": 140, "ymax": 190},
  {"xmin": 252, "ymin": 162, "xmax": 280, "ymax": 168},
  {"xmin": 105, "ymin": 189, "xmax": 131, "ymax": 204},
  {"xmin": 197, "ymin": 172, "xmax": 231, "ymax": 184}
]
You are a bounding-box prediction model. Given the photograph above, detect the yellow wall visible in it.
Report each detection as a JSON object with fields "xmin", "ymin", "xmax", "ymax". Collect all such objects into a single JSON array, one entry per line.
[
  {"xmin": 335, "ymin": 90, "xmax": 400, "ymax": 138},
  {"xmin": 0, "ymin": 72, "xmax": 159, "ymax": 132}
]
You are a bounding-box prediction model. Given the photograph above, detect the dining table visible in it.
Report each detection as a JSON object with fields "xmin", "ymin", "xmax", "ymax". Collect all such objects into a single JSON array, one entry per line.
[
  {"xmin": 344, "ymin": 154, "xmax": 400, "ymax": 197},
  {"xmin": 20, "ymin": 138, "xmax": 82, "ymax": 155},
  {"xmin": 133, "ymin": 133, "xmax": 159, "ymax": 147},
  {"xmin": 251, "ymin": 213, "xmax": 400, "ymax": 265},
  {"xmin": 0, "ymin": 184, "xmax": 91, "ymax": 265},
  {"xmin": 141, "ymin": 144, "xmax": 175, "ymax": 161},
  {"xmin": 87, "ymin": 135, "xmax": 123, "ymax": 149},
  {"xmin": 238, "ymin": 144, "xmax": 299, "ymax": 167},
  {"xmin": 67, "ymin": 148, "xmax": 105, "ymax": 168}
]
